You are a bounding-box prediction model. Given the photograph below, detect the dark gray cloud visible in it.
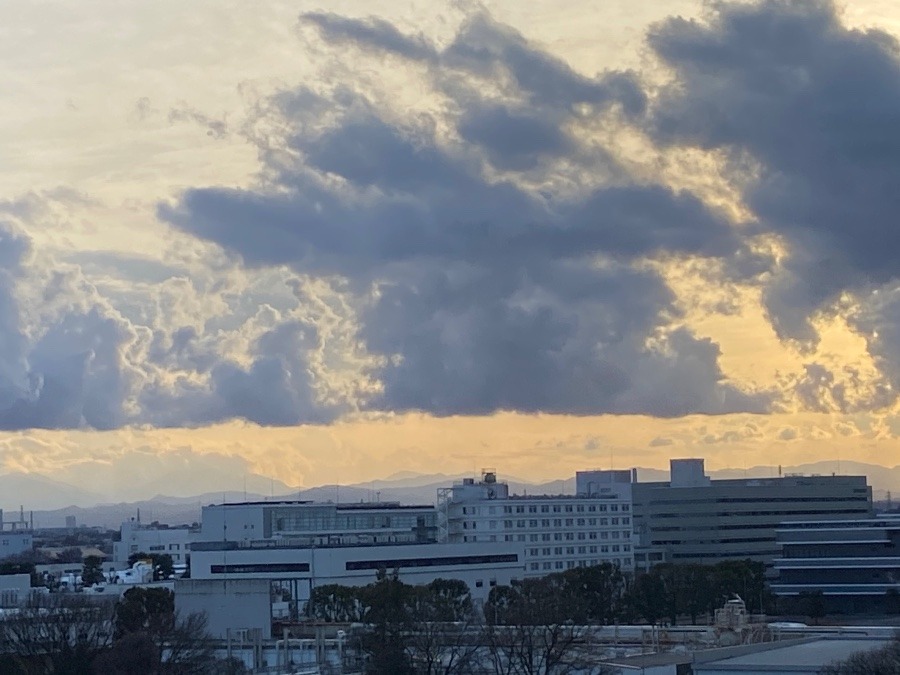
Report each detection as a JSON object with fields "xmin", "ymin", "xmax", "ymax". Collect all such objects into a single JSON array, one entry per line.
[
  {"xmin": 647, "ymin": 0, "xmax": 900, "ymax": 345},
  {"xmin": 162, "ymin": 12, "xmax": 769, "ymax": 419}
]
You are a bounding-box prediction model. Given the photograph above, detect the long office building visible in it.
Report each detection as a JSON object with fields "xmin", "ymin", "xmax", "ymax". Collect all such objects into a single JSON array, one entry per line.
[
  {"xmin": 771, "ymin": 515, "xmax": 900, "ymax": 613},
  {"xmin": 189, "ymin": 540, "xmax": 524, "ymax": 609},
  {"xmin": 438, "ymin": 469, "xmax": 636, "ymax": 575},
  {"xmin": 201, "ymin": 500, "xmax": 438, "ymax": 547},
  {"xmin": 631, "ymin": 459, "xmax": 873, "ymax": 566}
]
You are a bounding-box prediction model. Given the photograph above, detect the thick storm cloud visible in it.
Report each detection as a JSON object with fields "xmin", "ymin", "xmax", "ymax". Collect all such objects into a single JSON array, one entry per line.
[
  {"xmin": 161, "ymin": 11, "xmax": 768, "ymax": 418},
  {"xmin": 647, "ymin": 0, "xmax": 900, "ymax": 345}
]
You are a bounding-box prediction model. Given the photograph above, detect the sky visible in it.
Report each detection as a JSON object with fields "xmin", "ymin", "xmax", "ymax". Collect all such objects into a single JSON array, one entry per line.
[{"xmin": 3, "ymin": 0, "xmax": 900, "ymax": 501}]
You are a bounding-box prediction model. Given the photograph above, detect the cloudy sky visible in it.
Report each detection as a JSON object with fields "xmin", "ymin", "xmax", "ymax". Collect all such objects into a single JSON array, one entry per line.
[{"xmin": 3, "ymin": 0, "xmax": 900, "ymax": 501}]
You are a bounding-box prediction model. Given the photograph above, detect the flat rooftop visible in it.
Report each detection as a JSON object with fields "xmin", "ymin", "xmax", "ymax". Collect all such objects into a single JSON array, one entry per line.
[{"xmin": 694, "ymin": 637, "xmax": 889, "ymax": 672}]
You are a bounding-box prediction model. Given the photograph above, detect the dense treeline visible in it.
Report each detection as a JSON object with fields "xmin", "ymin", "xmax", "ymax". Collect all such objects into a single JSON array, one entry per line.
[
  {"xmin": 307, "ymin": 560, "xmax": 768, "ymax": 674},
  {"xmin": 309, "ymin": 560, "xmax": 768, "ymax": 628}
]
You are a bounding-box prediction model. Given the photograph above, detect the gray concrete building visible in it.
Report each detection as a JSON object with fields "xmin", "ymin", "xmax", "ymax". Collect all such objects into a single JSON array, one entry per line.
[{"xmin": 631, "ymin": 459, "xmax": 873, "ymax": 566}]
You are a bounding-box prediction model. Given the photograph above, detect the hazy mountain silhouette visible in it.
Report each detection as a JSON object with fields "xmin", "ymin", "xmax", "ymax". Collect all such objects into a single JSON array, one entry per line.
[{"xmin": 6, "ymin": 461, "xmax": 898, "ymax": 528}]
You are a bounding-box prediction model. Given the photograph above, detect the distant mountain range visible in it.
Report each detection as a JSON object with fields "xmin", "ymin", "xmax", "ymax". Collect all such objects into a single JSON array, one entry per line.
[{"xmin": 3, "ymin": 460, "xmax": 897, "ymax": 529}]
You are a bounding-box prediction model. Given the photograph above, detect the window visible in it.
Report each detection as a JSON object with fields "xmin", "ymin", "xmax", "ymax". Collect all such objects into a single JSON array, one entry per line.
[
  {"xmin": 528, "ymin": 506, "xmax": 537, "ymax": 513},
  {"xmin": 588, "ymin": 505, "xmax": 596, "ymax": 512},
  {"xmin": 565, "ymin": 533, "xmax": 574, "ymax": 541},
  {"xmin": 529, "ymin": 520, "xmax": 538, "ymax": 527},
  {"xmin": 566, "ymin": 547, "xmax": 575, "ymax": 555},
  {"xmin": 554, "ymin": 533, "xmax": 562, "ymax": 541},
  {"xmin": 541, "ymin": 505, "xmax": 549, "ymax": 513},
  {"xmin": 577, "ymin": 518, "xmax": 585, "ymax": 526},
  {"xmin": 554, "ymin": 547, "xmax": 563, "ymax": 555},
  {"xmin": 555, "ymin": 561, "xmax": 564, "ymax": 569},
  {"xmin": 565, "ymin": 518, "xmax": 574, "ymax": 526},
  {"xmin": 542, "ymin": 534, "xmax": 550, "ymax": 541},
  {"xmin": 529, "ymin": 534, "xmax": 538, "ymax": 542},
  {"xmin": 577, "ymin": 505, "xmax": 584, "ymax": 513},
  {"xmin": 530, "ymin": 563, "xmax": 540, "ymax": 570},
  {"xmin": 553, "ymin": 506, "xmax": 561, "ymax": 513},
  {"xmin": 475, "ymin": 580, "xmax": 483, "ymax": 588},
  {"xmin": 565, "ymin": 506, "xmax": 573, "ymax": 513},
  {"xmin": 542, "ymin": 519, "xmax": 550, "ymax": 527}
]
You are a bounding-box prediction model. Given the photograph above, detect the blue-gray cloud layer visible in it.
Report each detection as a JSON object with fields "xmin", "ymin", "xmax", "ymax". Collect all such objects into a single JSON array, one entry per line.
[{"xmin": 161, "ymin": 11, "xmax": 769, "ymax": 419}]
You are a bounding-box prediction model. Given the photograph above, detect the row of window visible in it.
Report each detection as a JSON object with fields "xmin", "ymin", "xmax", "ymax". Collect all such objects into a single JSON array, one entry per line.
[
  {"xmin": 527, "ymin": 544, "xmax": 631, "ymax": 556},
  {"xmin": 528, "ymin": 558, "xmax": 631, "ymax": 571},
  {"xmin": 462, "ymin": 517, "xmax": 629, "ymax": 530},
  {"xmin": 461, "ymin": 503, "xmax": 628, "ymax": 516}
]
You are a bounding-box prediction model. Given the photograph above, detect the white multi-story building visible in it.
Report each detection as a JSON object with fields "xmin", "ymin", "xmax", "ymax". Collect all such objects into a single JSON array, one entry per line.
[
  {"xmin": 113, "ymin": 520, "xmax": 199, "ymax": 565},
  {"xmin": 438, "ymin": 470, "xmax": 636, "ymax": 575},
  {"xmin": 189, "ymin": 540, "xmax": 524, "ymax": 609}
]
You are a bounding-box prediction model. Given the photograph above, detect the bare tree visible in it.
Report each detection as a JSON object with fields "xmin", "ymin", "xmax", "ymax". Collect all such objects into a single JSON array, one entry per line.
[
  {"xmin": 820, "ymin": 635, "xmax": 900, "ymax": 675},
  {"xmin": 483, "ymin": 575, "xmax": 602, "ymax": 675},
  {"xmin": 0, "ymin": 594, "xmax": 117, "ymax": 675},
  {"xmin": 406, "ymin": 580, "xmax": 482, "ymax": 674}
]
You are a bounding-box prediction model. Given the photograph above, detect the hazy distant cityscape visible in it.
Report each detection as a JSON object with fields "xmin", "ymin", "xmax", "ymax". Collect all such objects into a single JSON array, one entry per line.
[{"xmin": 3, "ymin": 458, "xmax": 900, "ymax": 673}]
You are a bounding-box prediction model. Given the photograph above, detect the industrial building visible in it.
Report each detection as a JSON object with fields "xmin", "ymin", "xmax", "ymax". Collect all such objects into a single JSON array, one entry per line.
[
  {"xmin": 631, "ymin": 459, "xmax": 873, "ymax": 566},
  {"xmin": 438, "ymin": 469, "xmax": 636, "ymax": 574},
  {"xmin": 771, "ymin": 514, "xmax": 900, "ymax": 613},
  {"xmin": 0, "ymin": 507, "xmax": 33, "ymax": 560}
]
